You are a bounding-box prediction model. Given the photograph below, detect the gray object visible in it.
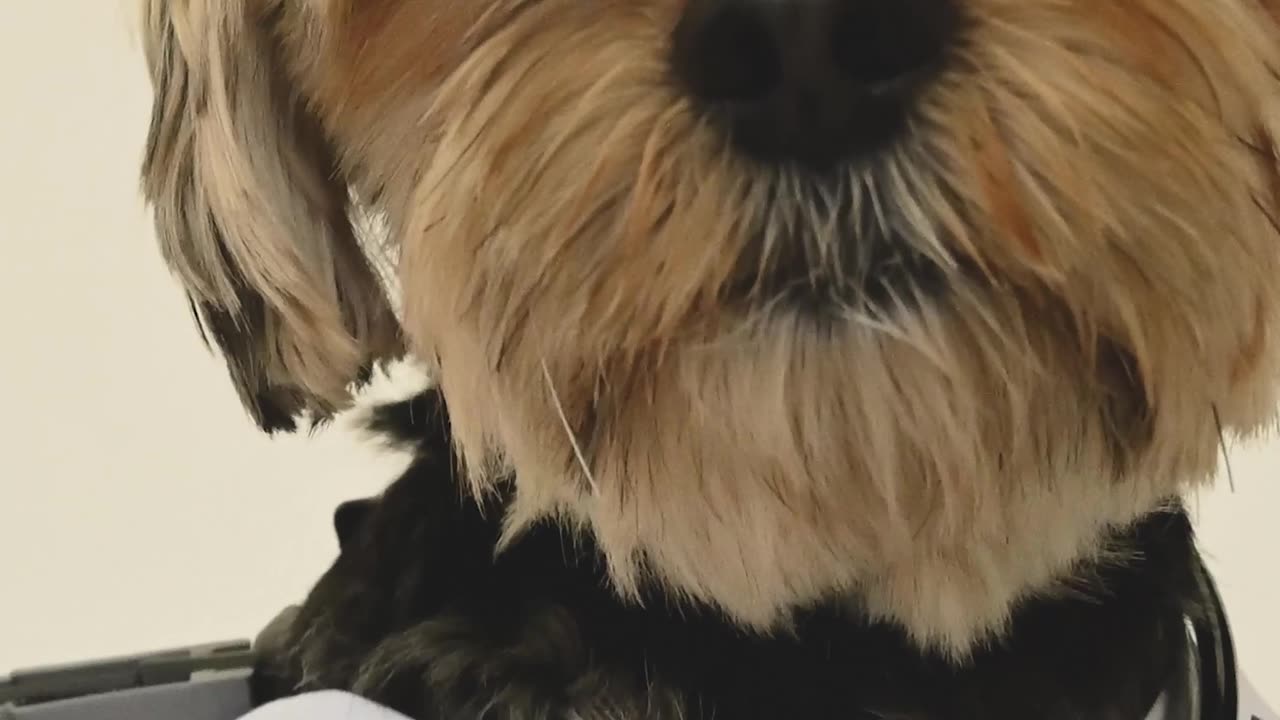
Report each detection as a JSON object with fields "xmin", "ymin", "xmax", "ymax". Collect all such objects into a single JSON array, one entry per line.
[{"xmin": 0, "ymin": 641, "xmax": 255, "ymax": 720}]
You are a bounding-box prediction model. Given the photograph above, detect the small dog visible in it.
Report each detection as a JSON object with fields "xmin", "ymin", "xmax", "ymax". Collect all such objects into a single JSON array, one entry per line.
[{"xmin": 139, "ymin": 0, "xmax": 1280, "ymax": 717}]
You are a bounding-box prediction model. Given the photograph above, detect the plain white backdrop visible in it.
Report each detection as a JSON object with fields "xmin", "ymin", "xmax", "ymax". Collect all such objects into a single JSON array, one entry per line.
[{"xmin": 0, "ymin": 0, "xmax": 1275, "ymax": 705}]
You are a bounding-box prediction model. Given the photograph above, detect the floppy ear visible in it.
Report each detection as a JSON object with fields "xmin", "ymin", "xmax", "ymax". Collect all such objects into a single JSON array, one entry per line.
[{"xmin": 140, "ymin": 0, "xmax": 402, "ymax": 432}]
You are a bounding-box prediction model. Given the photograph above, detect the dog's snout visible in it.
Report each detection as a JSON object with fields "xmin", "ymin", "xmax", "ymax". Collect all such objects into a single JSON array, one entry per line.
[{"xmin": 673, "ymin": 0, "xmax": 959, "ymax": 170}]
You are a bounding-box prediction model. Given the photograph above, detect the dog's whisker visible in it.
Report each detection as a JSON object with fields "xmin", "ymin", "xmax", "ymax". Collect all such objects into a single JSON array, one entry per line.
[
  {"xmin": 1212, "ymin": 403, "xmax": 1236, "ymax": 493},
  {"xmin": 542, "ymin": 359, "xmax": 600, "ymax": 495}
]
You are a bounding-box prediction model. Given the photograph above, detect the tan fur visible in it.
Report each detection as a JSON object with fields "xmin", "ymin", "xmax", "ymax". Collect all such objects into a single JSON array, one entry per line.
[
  {"xmin": 141, "ymin": 0, "xmax": 1280, "ymax": 655},
  {"xmin": 140, "ymin": 0, "xmax": 402, "ymax": 425}
]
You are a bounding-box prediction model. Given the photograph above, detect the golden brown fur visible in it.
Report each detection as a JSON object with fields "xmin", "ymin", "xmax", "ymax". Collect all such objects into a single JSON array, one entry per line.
[
  {"xmin": 140, "ymin": 0, "xmax": 403, "ymax": 426},
  {"xmin": 142, "ymin": 0, "xmax": 1280, "ymax": 655}
]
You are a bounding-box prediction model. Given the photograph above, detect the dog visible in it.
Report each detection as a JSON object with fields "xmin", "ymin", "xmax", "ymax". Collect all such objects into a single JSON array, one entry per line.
[{"xmin": 138, "ymin": 0, "xmax": 1280, "ymax": 717}]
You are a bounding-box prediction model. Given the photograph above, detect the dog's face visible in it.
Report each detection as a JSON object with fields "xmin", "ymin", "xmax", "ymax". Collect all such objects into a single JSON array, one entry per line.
[{"xmin": 143, "ymin": 0, "xmax": 1280, "ymax": 654}]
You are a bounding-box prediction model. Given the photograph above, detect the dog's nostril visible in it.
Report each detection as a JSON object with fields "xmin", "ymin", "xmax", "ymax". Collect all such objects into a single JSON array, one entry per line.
[
  {"xmin": 673, "ymin": 0, "xmax": 960, "ymax": 170},
  {"xmin": 678, "ymin": 6, "xmax": 782, "ymax": 103},
  {"xmin": 830, "ymin": 1, "xmax": 953, "ymax": 91}
]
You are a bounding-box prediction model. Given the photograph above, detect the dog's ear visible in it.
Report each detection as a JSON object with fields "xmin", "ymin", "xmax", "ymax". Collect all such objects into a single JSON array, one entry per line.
[{"xmin": 140, "ymin": 0, "xmax": 402, "ymax": 432}]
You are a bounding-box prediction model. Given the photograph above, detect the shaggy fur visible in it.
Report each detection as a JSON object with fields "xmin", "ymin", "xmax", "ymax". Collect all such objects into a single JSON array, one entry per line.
[
  {"xmin": 139, "ymin": 0, "xmax": 1273, "ymax": 716},
  {"xmin": 140, "ymin": 0, "xmax": 403, "ymax": 430},
  {"xmin": 250, "ymin": 390, "xmax": 1236, "ymax": 720}
]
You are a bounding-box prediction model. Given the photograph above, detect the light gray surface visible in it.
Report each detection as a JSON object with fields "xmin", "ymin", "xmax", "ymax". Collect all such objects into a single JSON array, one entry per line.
[{"xmin": 0, "ymin": 670, "xmax": 251, "ymax": 720}]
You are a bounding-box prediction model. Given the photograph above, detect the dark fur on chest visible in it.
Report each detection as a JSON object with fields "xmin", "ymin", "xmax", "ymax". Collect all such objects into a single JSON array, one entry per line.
[{"xmin": 251, "ymin": 389, "xmax": 1235, "ymax": 720}]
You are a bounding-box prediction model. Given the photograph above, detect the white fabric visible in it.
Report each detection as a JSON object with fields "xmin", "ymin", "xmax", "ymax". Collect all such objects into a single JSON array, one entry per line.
[{"xmin": 240, "ymin": 691, "xmax": 411, "ymax": 720}]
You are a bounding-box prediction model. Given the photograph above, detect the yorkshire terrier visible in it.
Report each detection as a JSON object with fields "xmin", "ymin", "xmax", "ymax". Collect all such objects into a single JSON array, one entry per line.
[{"xmin": 139, "ymin": 0, "xmax": 1280, "ymax": 718}]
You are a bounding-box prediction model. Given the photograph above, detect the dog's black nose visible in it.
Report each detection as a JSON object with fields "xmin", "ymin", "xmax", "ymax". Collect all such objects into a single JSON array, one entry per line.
[{"xmin": 673, "ymin": 0, "xmax": 959, "ymax": 170}]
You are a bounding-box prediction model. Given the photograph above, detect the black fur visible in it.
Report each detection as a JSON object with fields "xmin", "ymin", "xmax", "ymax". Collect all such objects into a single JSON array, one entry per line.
[{"xmin": 252, "ymin": 389, "xmax": 1237, "ymax": 720}]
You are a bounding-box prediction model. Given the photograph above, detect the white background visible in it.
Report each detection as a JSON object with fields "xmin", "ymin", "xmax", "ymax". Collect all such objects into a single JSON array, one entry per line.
[{"xmin": 0, "ymin": 1, "xmax": 1274, "ymax": 704}]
